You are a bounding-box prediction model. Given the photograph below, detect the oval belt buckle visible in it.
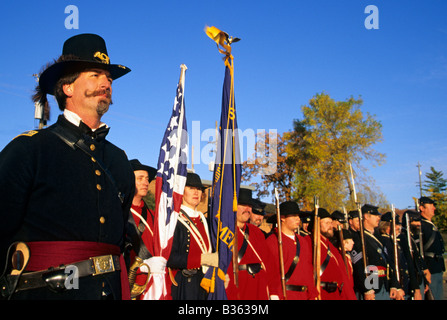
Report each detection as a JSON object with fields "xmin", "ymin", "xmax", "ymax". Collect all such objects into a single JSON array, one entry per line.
[{"xmin": 91, "ymin": 255, "xmax": 115, "ymax": 276}]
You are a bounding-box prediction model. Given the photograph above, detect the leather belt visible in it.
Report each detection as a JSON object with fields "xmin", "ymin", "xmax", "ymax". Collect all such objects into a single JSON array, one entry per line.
[
  {"xmin": 375, "ymin": 266, "xmax": 388, "ymax": 278},
  {"xmin": 14, "ymin": 254, "xmax": 120, "ymax": 292},
  {"xmin": 238, "ymin": 263, "xmax": 262, "ymax": 277},
  {"xmin": 321, "ymin": 281, "xmax": 340, "ymax": 293},
  {"xmin": 425, "ymin": 252, "xmax": 443, "ymax": 259},
  {"xmin": 286, "ymin": 284, "xmax": 307, "ymax": 292}
]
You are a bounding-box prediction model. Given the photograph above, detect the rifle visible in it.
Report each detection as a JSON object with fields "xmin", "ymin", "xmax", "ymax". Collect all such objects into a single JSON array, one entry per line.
[
  {"xmin": 342, "ymin": 206, "xmax": 349, "ymax": 230},
  {"xmin": 349, "ymin": 163, "xmax": 368, "ymax": 277},
  {"xmin": 274, "ymin": 188, "xmax": 287, "ymax": 300},
  {"xmin": 415, "ymin": 199, "xmax": 425, "ymax": 259},
  {"xmin": 312, "ymin": 195, "xmax": 321, "ymax": 300},
  {"xmin": 338, "ymin": 224, "xmax": 350, "ymax": 278},
  {"xmin": 405, "ymin": 212, "xmax": 413, "ymax": 260},
  {"xmin": 391, "ymin": 204, "xmax": 401, "ymax": 285}
]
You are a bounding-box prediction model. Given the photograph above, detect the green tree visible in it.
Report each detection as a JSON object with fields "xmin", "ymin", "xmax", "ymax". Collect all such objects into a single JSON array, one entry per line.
[
  {"xmin": 285, "ymin": 92, "xmax": 386, "ymax": 211},
  {"xmin": 423, "ymin": 166, "xmax": 447, "ymax": 194},
  {"xmin": 242, "ymin": 132, "xmax": 295, "ymax": 203},
  {"xmin": 423, "ymin": 167, "xmax": 447, "ymax": 230}
]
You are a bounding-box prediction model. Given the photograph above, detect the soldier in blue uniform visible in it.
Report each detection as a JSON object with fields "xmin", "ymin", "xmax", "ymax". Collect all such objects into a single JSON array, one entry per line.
[
  {"xmin": 350, "ymin": 204, "xmax": 404, "ymax": 300},
  {"xmin": 418, "ymin": 196, "xmax": 445, "ymax": 300},
  {"xmin": 377, "ymin": 212, "xmax": 413, "ymax": 299},
  {"xmin": 0, "ymin": 34, "xmax": 134, "ymax": 300},
  {"xmin": 400, "ymin": 209, "xmax": 429, "ymax": 299}
]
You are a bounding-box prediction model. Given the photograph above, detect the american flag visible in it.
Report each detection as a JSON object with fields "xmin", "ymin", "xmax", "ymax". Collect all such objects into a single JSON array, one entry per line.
[{"xmin": 143, "ymin": 64, "xmax": 188, "ymax": 300}]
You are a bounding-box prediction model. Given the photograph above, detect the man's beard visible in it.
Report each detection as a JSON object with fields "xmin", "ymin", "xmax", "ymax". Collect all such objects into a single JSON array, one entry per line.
[
  {"xmin": 321, "ymin": 229, "xmax": 334, "ymax": 239},
  {"xmin": 96, "ymin": 99, "xmax": 111, "ymax": 116},
  {"xmin": 85, "ymin": 89, "xmax": 113, "ymax": 116}
]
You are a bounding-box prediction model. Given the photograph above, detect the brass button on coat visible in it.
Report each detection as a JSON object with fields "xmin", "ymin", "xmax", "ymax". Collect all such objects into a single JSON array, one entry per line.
[
  {"xmin": 90, "ymin": 144, "xmax": 96, "ymax": 151},
  {"xmin": 99, "ymin": 216, "xmax": 106, "ymax": 224},
  {"xmin": 96, "ymin": 184, "xmax": 102, "ymax": 191}
]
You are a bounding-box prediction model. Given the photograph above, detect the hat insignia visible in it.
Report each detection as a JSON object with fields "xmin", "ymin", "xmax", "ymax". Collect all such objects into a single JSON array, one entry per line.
[{"xmin": 93, "ymin": 51, "xmax": 110, "ymax": 64}]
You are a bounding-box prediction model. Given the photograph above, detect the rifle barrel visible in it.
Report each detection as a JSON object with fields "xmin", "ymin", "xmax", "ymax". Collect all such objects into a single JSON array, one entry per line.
[
  {"xmin": 391, "ymin": 204, "xmax": 401, "ymax": 285},
  {"xmin": 275, "ymin": 188, "xmax": 287, "ymax": 299}
]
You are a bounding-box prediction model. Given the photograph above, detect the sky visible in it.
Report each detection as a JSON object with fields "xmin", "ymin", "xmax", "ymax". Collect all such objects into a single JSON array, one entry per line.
[{"xmin": 0, "ymin": 1, "xmax": 446, "ymax": 210}]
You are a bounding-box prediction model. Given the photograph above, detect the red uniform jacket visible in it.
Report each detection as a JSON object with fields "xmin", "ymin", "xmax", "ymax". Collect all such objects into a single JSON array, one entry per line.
[
  {"xmin": 226, "ymin": 223, "xmax": 278, "ymax": 300},
  {"xmin": 266, "ymin": 230, "xmax": 319, "ymax": 300},
  {"xmin": 129, "ymin": 201, "xmax": 155, "ymax": 298},
  {"xmin": 319, "ymin": 236, "xmax": 357, "ymax": 300}
]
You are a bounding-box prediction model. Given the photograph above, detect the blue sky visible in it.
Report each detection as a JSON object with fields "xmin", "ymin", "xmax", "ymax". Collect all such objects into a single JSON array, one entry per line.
[{"xmin": 0, "ymin": 1, "xmax": 446, "ymax": 209}]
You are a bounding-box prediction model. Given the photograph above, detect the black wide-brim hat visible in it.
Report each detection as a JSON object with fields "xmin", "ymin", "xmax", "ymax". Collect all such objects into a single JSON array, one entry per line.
[
  {"xmin": 318, "ymin": 208, "xmax": 332, "ymax": 219},
  {"xmin": 130, "ymin": 159, "xmax": 157, "ymax": 183},
  {"xmin": 39, "ymin": 33, "xmax": 131, "ymax": 95},
  {"xmin": 185, "ymin": 172, "xmax": 206, "ymax": 190},
  {"xmin": 279, "ymin": 201, "xmax": 300, "ymax": 216},
  {"xmin": 238, "ymin": 188, "xmax": 254, "ymax": 206}
]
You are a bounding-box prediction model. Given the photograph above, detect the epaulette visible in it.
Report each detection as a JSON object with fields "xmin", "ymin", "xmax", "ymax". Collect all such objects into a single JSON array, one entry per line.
[{"xmin": 13, "ymin": 130, "xmax": 39, "ymax": 140}]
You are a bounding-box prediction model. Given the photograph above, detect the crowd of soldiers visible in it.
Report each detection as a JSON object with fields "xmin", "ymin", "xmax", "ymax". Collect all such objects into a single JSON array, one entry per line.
[
  {"xmin": 0, "ymin": 33, "xmax": 444, "ymax": 301},
  {"xmin": 247, "ymin": 194, "xmax": 445, "ymax": 300},
  {"xmin": 127, "ymin": 162, "xmax": 446, "ymax": 301}
]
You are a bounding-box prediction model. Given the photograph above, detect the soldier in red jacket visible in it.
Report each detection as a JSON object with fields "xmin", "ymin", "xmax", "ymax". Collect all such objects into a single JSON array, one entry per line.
[
  {"xmin": 266, "ymin": 201, "xmax": 319, "ymax": 300},
  {"xmin": 225, "ymin": 188, "xmax": 278, "ymax": 300},
  {"xmin": 312, "ymin": 208, "xmax": 357, "ymax": 300}
]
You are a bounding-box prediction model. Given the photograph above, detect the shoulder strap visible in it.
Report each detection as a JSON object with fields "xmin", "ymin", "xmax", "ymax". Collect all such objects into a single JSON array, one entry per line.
[
  {"xmin": 284, "ymin": 234, "xmax": 300, "ymax": 283},
  {"xmin": 422, "ymin": 220, "xmax": 438, "ymax": 252},
  {"xmin": 237, "ymin": 225, "xmax": 249, "ymax": 263},
  {"xmin": 179, "ymin": 209, "xmax": 209, "ymax": 253},
  {"xmin": 320, "ymin": 245, "xmax": 331, "ymax": 276}
]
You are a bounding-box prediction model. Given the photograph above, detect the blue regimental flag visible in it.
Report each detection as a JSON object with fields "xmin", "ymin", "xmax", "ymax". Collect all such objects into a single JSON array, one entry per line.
[{"xmin": 201, "ymin": 42, "xmax": 241, "ymax": 299}]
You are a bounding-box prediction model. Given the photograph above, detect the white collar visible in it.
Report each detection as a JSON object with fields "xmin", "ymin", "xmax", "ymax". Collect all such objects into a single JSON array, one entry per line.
[
  {"xmin": 63, "ymin": 109, "xmax": 107, "ymax": 131},
  {"xmin": 180, "ymin": 204, "xmax": 201, "ymax": 218}
]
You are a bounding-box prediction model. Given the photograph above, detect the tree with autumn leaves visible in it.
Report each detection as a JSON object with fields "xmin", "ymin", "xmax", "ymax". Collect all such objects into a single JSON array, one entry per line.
[{"xmin": 242, "ymin": 92, "xmax": 387, "ymax": 211}]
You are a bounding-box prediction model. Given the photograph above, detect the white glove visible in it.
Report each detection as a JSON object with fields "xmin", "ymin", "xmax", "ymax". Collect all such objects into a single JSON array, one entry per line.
[
  {"xmin": 141, "ymin": 256, "xmax": 167, "ymax": 274},
  {"xmin": 200, "ymin": 252, "xmax": 219, "ymax": 267}
]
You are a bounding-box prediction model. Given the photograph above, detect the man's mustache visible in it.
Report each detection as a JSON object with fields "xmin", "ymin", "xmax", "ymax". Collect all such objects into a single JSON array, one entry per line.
[{"xmin": 85, "ymin": 88, "xmax": 112, "ymax": 99}]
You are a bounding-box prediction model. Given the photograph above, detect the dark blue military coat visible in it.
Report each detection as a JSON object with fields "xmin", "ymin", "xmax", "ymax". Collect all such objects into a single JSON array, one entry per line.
[{"xmin": 0, "ymin": 115, "xmax": 134, "ymax": 299}]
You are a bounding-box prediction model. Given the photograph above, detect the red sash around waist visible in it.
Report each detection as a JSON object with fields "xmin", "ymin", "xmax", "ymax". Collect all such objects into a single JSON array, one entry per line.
[{"xmin": 25, "ymin": 241, "xmax": 130, "ymax": 300}]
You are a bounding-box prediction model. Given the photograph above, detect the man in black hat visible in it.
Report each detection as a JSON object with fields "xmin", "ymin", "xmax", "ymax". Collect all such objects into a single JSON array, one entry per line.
[
  {"xmin": 299, "ymin": 211, "xmax": 312, "ymax": 236},
  {"xmin": 0, "ymin": 34, "xmax": 134, "ymax": 300},
  {"xmin": 400, "ymin": 209, "xmax": 430, "ymax": 299},
  {"xmin": 125, "ymin": 159, "xmax": 157, "ymax": 299},
  {"xmin": 350, "ymin": 204, "xmax": 403, "ymax": 300},
  {"xmin": 250, "ymin": 199, "xmax": 266, "ymax": 229},
  {"xmin": 348, "ymin": 210, "xmax": 360, "ymax": 233},
  {"xmin": 226, "ymin": 188, "xmax": 278, "ymax": 300},
  {"xmin": 418, "ymin": 196, "xmax": 445, "ymax": 299},
  {"xmin": 265, "ymin": 201, "xmax": 318, "ymax": 300},
  {"xmin": 312, "ymin": 208, "xmax": 357, "ymax": 300},
  {"xmin": 377, "ymin": 212, "xmax": 411, "ymax": 299}
]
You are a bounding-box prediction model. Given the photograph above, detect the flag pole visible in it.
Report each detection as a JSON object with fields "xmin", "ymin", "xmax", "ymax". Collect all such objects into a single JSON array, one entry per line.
[{"xmin": 204, "ymin": 25, "xmax": 241, "ymax": 295}]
